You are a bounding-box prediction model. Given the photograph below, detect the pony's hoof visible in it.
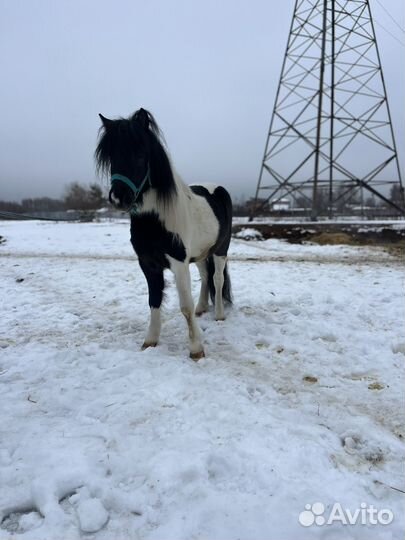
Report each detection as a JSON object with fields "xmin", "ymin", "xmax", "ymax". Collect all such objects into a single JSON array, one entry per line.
[
  {"xmin": 215, "ymin": 316, "xmax": 225, "ymax": 322},
  {"xmin": 142, "ymin": 341, "xmax": 157, "ymax": 350},
  {"xmin": 190, "ymin": 349, "xmax": 205, "ymax": 361},
  {"xmin": 195, "ymin": 309, "xmax": 206, "ymax": 317}
]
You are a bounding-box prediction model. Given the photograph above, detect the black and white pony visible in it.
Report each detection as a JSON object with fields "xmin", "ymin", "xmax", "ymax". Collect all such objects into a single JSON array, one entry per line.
[{"xmin": 95, "ymin": 108, "xmax": 232, "ymax": 359}]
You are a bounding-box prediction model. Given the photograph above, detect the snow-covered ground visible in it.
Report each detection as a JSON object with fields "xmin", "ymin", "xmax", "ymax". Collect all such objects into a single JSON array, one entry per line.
[
  {"xmin": 0, "ymin": 220, "xmax": 404, "ymax": 540},
  {"xmin": 233, "ymin": 217, "xmax": 405, "ymax": 229}
]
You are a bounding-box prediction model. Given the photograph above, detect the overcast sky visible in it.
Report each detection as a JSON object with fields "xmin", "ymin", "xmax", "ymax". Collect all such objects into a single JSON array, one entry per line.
[{"xmin": 0, "ymin": 0, "xmax": 404, "ymax": 202}]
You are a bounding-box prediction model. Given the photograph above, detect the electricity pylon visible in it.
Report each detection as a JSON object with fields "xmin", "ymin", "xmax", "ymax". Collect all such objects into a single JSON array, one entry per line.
[{"xmin": 252, "ymin": 0, "xmax": 404, "ymax": 220}]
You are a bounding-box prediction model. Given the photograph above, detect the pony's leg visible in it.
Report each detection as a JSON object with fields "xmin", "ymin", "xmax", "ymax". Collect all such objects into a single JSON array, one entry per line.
[
  {"xmin": 139, "ymin": 259, "xmax": 164, "ymax": 349},
  {"xmin": 170, "ymin": 258, "xmax": 205, "ymax": 360},
  {"xmin": 143, "ymin": 307, "xmax": 161, "ymax": 349},
  {"xmin": 195, "ymin": 260, "xmax": 209, "ymax": 316},
  {"xmin": 213, "ymin": 254, "xmax": 227, "ymax": 321}
]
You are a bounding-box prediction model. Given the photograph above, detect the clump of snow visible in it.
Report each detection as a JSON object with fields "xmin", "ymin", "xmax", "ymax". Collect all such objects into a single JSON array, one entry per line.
[
  {"xmin": 76, "ymin": 498, "xmax": 109, "ymax": 533},
  {"xmin": 234, "ymin": 227, "xmax": 263, "ymax": 241}
]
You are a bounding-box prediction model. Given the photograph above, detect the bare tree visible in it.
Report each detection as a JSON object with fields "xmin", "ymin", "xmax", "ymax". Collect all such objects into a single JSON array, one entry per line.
[{"xmin": 64, "ymin": 182, "xmax": 105, "ymax": 210}]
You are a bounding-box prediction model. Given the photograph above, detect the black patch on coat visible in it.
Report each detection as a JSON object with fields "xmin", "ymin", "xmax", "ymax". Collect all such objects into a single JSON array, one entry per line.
[
  {"xmin": 130, "ymin": 211, "xmax": 186, "ymax": 309},
  {"xmin": 130, "ymin": 211, "xmax": 186, "ymax": 270},
  {"xmin": 138, "ymin": 257, "xmax": 165, "ymax": 309},
  {"xmin": 190, "ymin": 185, "xmax": 233, "ymax": 256}
]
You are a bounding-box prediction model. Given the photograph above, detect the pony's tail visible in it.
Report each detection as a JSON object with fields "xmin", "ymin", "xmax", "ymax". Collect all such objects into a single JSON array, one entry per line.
[
  {"xmin": 222, "ymin": 262, "xmax": 232, "ymax": 304},
  {"xmin": 207, "ymin": 257, "xmax": 233, "ymax": 304}
]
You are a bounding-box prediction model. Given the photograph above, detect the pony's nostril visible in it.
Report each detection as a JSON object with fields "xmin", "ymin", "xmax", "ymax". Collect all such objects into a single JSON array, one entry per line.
[{"xmin": 110, "ymin": 192, "xmax": 120, "ymax": 205}]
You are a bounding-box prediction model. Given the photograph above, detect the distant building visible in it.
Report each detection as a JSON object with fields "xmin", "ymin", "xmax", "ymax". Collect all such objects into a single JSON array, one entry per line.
[{"xmin": 270, "ymin": 198, "xmax": 290, "ymax": 212}]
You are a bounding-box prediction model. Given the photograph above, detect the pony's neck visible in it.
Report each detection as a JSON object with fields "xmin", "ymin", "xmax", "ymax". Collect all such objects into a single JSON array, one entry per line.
[
  {"xmin": 139, "ymin": 168, "xmax": 191, "ymax": 234},
  {"xmin": 172, "ymin": 168, "xmax": 191, "ymax": 196}
]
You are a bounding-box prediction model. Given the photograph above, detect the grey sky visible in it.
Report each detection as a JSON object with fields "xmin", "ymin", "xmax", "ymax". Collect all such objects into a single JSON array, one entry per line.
[{"xmin": 0, "ymin": 0, "xmax": 404, "ymax": 202}]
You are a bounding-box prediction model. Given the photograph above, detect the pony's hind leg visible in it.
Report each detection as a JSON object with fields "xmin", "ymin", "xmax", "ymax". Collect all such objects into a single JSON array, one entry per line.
[
  {"xmin": 139, "ymin": 258, "xmax": 164, "ymax": 349},
  {"xmin": 169, "ymin": 258, "xmax": 205, "ymax": 360},
  {"xmin": 195, "ymin": 260, "xmax": 209, "ymax": 316},
  {"xmin": 213, "ymin": 255, "xmax": 227, "ymax": 321}
]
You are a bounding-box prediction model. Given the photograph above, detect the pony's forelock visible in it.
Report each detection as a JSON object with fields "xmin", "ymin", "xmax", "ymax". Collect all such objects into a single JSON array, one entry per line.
[
  {"xmin": 95, "ymin": 125, "xmax": 112, "ymax": 177},
  {"xmin": 132, "ymin": 109, "xmax": 167, "ymax": 146}
]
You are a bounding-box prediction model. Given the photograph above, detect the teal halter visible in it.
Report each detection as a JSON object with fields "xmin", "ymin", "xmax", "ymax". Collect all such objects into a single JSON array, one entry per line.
[{"xmin": 110, "ymin": 164, "xmax": 151, "ymax": 214}]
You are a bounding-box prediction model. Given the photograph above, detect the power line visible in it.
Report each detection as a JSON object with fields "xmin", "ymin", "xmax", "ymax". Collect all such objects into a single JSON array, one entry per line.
[
  {"xmin": 375, "ymin": 19, "xmax": 405, "ymax": 48},
  {"xmin": 374, "ymin": 0, "xmax": 405, "ymax": 36}
]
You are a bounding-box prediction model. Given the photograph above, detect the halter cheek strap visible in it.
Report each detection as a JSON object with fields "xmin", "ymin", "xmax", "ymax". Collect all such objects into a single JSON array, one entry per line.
[{"xmin": 110, "ymin": 165, "xmax": 151, "ymax": 214}]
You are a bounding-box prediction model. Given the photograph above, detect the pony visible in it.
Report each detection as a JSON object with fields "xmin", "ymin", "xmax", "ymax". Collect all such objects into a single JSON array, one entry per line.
[{"xmin": 95, "ymin": 108, "xmax": 232, "ymax": 359}]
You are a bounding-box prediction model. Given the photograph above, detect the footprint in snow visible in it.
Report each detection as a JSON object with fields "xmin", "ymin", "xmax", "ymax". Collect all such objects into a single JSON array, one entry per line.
[
  {"xmin": 341, "ymin": 431, "xmax": 385, "ymax": 467},
  {"xmin": 391, "ymin": 341, "xmax": 405, "ymax": 355},
  {"xmin": 247, "ymin": 385, "xmax": 266, "ymax": 400},
  {"xmin": 1, "ymin": 510, "xmax": 43, "ymax": 534},
  {"xmin": 206, "ymin": 454, "xmax": 233, "ymax": 482},
  {"xmin": 240, "ymin": 306, "xmax": 256, "ymax": 316}
]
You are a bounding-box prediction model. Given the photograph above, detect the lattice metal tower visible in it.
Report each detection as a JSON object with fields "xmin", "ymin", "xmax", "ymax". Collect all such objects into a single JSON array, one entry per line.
[{"xmin": 252, "ymin": 0, "xmax": 404, "ymax": 219}]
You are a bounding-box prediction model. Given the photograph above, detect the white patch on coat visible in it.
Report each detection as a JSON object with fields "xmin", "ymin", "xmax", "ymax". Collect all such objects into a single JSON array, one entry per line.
[{"xmin": 138, "ymin": 174, "xmax": 219, "ymax": 262}]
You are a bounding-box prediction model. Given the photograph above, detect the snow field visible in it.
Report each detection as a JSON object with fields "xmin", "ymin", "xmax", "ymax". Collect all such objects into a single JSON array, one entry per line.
[{"xmin": 0, "ymin": 220, "xmax": 404, "ymax": 540}]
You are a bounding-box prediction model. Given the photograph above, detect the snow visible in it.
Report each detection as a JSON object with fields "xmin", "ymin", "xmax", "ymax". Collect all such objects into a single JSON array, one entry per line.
[
  {"xmin": 233, "ymin": 228, "xmax": 263, "ymax": 241},
  {"xmin": 0, "ymin": 220, "xmax": 404, "ymax": 540},
  {"xmin": 76, "ymin": 498, "xmax": 109, "ymax": 533}
]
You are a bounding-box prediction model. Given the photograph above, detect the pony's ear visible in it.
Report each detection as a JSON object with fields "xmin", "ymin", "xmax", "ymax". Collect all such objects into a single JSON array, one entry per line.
[
  {"xmin": 99, "ymin": 113, "xmax": 113, "ymax": 129},
  {"xmin": 134, "ymin": 108, "xmax": 149, "ymax": 129}
]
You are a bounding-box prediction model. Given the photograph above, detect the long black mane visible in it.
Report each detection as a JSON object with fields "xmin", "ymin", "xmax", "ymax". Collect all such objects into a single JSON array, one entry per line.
[{"xmin": 95, "ymin": 108, "xmax": 176, "ymax": 204}]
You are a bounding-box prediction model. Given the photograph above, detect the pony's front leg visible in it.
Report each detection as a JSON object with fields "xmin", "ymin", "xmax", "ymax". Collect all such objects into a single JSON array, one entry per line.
[
  {"xmin": 139, "ymin": 258, "xmax": 164, "ymax": 349},
  {"xmin": 169, "ymin": 258, "xmax": 205, "ymax": 360}
]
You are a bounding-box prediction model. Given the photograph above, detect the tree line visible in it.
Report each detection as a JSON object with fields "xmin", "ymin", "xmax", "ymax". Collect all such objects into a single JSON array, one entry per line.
[
  {"xmin": 0, "ymin": 183, "xmax": 106, "ymax": 213},
  {"xmin": 1, "ymin": 182, "xmax": 403, "ymax": 216},
  {"xmin": 234, "ymin": 184, "xmax": 404, "ymax": 216}
]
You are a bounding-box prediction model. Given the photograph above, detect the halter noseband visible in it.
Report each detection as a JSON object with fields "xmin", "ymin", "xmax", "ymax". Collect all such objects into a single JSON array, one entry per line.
[{"xmin": 110, "ymin": 164, "xmax": 151, "ymax": 214}]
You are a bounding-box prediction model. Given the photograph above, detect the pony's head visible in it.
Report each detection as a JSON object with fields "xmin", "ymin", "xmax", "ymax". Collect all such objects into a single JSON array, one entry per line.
[{"xmin": 95, "ymin": 108, "xmax": 176, "ymax": 212}]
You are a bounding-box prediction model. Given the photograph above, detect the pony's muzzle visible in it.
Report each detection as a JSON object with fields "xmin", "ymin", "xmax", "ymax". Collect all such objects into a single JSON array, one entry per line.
[{"xmin": 109, "ymin": 188, "xmax": 122, "ymax": 208}]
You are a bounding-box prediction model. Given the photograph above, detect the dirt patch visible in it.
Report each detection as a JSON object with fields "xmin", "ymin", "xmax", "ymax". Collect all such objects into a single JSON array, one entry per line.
[
  {"xmin": 232, "ymin": 222, "xmax": 405, "ymax": 247},
  {"xmin": 310, "ymin": 232, "xmax": 354, "ymax": 245},
  {"xmin": 303, "ymin": 375, "xmax": 318, "ymax": 384},
  {"xmin": 368, "ymin": 382, "xmax": 385, "ymax": 391},
  {"xmin": 382, "ymin": 240, "xmax": 405, "ymax": 259},
  {"xmin": 307, "ymin": 232, "xmax": 404, "ymax": 259}
]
